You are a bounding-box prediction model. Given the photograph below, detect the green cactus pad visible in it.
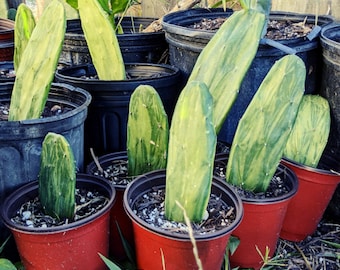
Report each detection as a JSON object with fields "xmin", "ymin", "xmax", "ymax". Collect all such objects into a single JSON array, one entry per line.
[
  {"xmin": 78, "ymin": 0, "xmax": 125, "ymax": 80},
  {"xmin": 226, "ymin": 55, "xmax": 306, "ymax": 193},
  {"xmin": 39, "ymin": 132, "xmax": 76, "ymax": 220},
  {"xmin": 165, "ymin": 81, "xmax": 216, "ymax": 222},
  {"xmin": 8, "ymin": 0, "xmax": 65, "ymax": 121},
  {"xmin": 188, "ymin": 9, "xmax": 266, "ymax": 133},
  {"xmin": 284, "ymin": 95, "xmax": 330, "ymax": 168},
  {"xmin": 14, "ymin": 4, "xmax": 36, "ymax": 71},
  {"xmin": 127, "ymin": 85, "xmax": 169, "ymax": 176}
]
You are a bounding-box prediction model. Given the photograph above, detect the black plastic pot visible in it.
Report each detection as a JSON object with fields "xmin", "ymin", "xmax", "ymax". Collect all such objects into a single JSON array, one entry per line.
[
  {"xmin": 162, "ymin": 8, "xmax": 333, "ymax": 143},
  {"xmin": 320, "ymin": 23, "xmax": 340, "ymax": 157},
  {"xmin": 0, "ymin": 18, "xmax": 14, "ymax": 62},
  {"xmin": 1, "ymin": 174, "xmax": 116, "ymax": 270},
  {"xmin": 55, "ymin": 63, "xmax": 182, "ymax": 162},
  {"xmin": 0, "ymin": 83, "xmax": 91, "ymax": 212},
  {"xmin": 123, "ymin": 169, "xmax": 243, "ymax": 269},
  {"xmin": 60, "ymin": 17, "xmax": 168, "ymax": 66},
  {"xmin": 319, "ymin": 23, "xmax": 340, "ymax": 222}
]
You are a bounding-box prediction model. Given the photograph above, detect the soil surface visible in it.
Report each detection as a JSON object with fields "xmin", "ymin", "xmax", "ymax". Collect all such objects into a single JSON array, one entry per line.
[
  {"xmin": 192, "ymin": 18, "xmax": 314, "ymax": 40},
  {"xmin": 0, "ymin": 101, "xmax": 73, "ymax": 121},
  {"xmin": 10, "ymin": 187, "xmax": 109, "ymax": 228}
]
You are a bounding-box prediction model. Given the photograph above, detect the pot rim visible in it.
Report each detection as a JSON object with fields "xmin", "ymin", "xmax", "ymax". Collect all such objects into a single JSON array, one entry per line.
[
  {"xmin": 123, "ymin": 169, "xmax": 243, "ymax": 241},
  {"xmin": 86, "ymin": 151, "xmax": 130, "ymax": 190},
  {"xmin": 0, "ymin": 82, "xmax": 92, "ymax": 125},
  {"xmin": 215, "ymin": 153, "xmax": 299, "ymax": 204},
  {"xmin": 282, "ymin": 157, "xmax": 340, "ymax": 176},
  {"xmin": 162, "ymin": 8, "xmax": 332, "ymax": 47},
  {"xmin": 55, "ymin": 63, "xmax": 180, "ymax": 84},
  {"xmin": 0, "ymin": 173, "xmax": 116, "ymax": 234},
  {"xmin": 321, "ymin": 23, "xmax": 340, "ymax": 46}
]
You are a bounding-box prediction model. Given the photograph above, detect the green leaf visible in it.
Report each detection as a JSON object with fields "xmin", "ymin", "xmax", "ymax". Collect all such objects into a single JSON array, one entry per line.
[
  {"xmin": 111, "ymin": 0, "xmax": 130, "ymax": 14},
  {"xmin": 0, "ymin": 259, "xmax": 17, "ymax": 270},
  {"xmin": 98, "ymin": 253, "xmax": 122, "ymax": 270}
]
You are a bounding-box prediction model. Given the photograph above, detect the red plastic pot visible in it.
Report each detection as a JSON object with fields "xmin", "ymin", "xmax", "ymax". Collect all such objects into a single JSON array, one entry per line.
[
  {"xmin": 230, "ymin": 167, "xmax": 297, "ymax": 269},
  {"xmin": 215, "ymin": 154, "xmax": 298, "ymax": 269},
  {"xmin": 86, "ymin": 151, "xmax": 134, "ymax": 261},
  {"xmin": 1, "ymin": 174, "xmax": 116, "ymax": 270},
  {"xmin": 123, "ymin": 170, "xmax": 243, "ymax": 270},
  {"xmin": 280, "ymin": 157, "xmax": 340, "ymax": 242}
]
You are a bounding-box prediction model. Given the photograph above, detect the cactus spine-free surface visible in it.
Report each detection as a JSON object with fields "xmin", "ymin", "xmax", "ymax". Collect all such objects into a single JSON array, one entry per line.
[
  {"xmin": 188, "ymin": 9, "xmax": 266, "ymax": 133},
  {"xmin": 39, "ymin": 132, "xmax": 76, "ymax": 220},
  {"xmin": 8, "ymin": 0, "xmax": 65, "ymax": 121},
  {"xmin": 284, "ymin": 95, "xmax": 330, "ymax": 168},
  {"xmin": 165, "ymin": 81, "xmax": 216, "ymax": 222},
  {"xmin": 226, "ymin": 55, "xmax": 306, "ymax": 193},
  {"xmin": 127, "ymin": 85, "xmax": 169, "ymax": 176},
  {"xmin": 78, "ymin": 0, "xmax": 126, "ymax": 80},
  {"xmin": 14, "ymin": 3, "xmax": 36, "ymax": 71}
]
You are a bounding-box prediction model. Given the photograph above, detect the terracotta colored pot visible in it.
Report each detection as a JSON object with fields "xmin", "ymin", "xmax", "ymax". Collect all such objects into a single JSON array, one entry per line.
[
  {"xmin": 123, "ymin": 170, "xmax": 243, "ymax": 270},
  {"xmin": 1, "ymin": 174, "xmax": 116, "ymax": 270},
  {"xmin": 280, "ymin": 157, "xmax": 340, "ymax": 242},
  {"xmin": 215, "ymin": 154, "xmax": 298, "ymax": 270},
  {"xmin": 0, "ymin": 18, "xmax": 14, "ymax": 62},
  {"xmin": 86, "ymin": 151, "xmax": 134, "ymax": 261}
]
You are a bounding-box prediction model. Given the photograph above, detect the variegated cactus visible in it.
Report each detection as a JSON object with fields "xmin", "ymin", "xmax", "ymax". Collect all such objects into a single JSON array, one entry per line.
[
  {"xmin": 39, "ymin": 132, "xmax": 76, "ymax": 220},
  {"xmin": 226, "ymin": 54, "xmax": 306, "ymax": 193},
  {"xmin": 8, "ymin": 0, "xmax": 66, "ymax": 121},
  {"xmin": 78, "ymin": 0, "xmax": 126, "ymax": 80},
  {"xmin": 284, "ymin": 95, "xmax": 331, "ymax": 168},
  {"xmin": 14, "ymin": 3, "xmax": 36, "ymax": 71},
  {"xmin": 165, "ymin": 81, "xmax": 216, "ymax": 222},
  {"xmin": 127, "ymin": 85, "xmax": 169, "ymax": 176},
  {"xmin": 188, "ymin": 9, "xmax": 266, "ymax": 133}
]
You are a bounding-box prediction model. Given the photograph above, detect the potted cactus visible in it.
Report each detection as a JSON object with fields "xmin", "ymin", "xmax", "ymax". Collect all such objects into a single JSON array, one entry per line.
[
  {"xmin": 280, "ymin": 94, "xmax": 340, "ymax": 242},
  {"xmin": 220, "ymin": 54, "xmax": 303, "ymax": 269},
  {"xmin": 55, "ymin": 0, "xmax": 182, "ymax": 162},
  {"xmin": 162, "ymin": 0, "xmax": 333, "ymax": 143},
  {"xmin": 86, "ymin": 84, "xmax": 169, "ymax": 261},
  {"xmin": 0, "ymin": 0, "xmax": 92, "ymax": 242},
  {"xmin": 121, "ymin": 5, "xmax": 271, "ymax": 269},
  {"xmin": 1, "ymin": 132, "xmax": 116, "ymax": 270}
]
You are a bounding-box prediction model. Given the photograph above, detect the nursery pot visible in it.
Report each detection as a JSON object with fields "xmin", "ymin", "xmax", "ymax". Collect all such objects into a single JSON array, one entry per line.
[
  {"xmin": 280, "ymin": 154, "xmax": 340, "ymax": 242},
  {"xmin": 319, "ymin": 23, "xmax": 340, "ymax": 158},
  {"xmin": 123, "ymin": 170, "xmax": 243, "ymax": 270},
  {"xmin": 60, "ymin": 17, "xmax": 168, "ymax": 66},
  {"xmin": 55, "ymin": 63, "xmax": 182, "ymax": 163},
  {"xmin": 0, "ymin": 18, "xmax": 14, "ymax": 62},
  {"xmin": 0, "ymin": 174, "xmax": 116, "ymax": 270},
  {"xmin": 162, "ymin": 8, "xmax": 332, "ymax": 143},
  {"xmin": 0, "ymin": 82, "xmax": 91, "ymax": 242},
  {"xmin": 86, "ymin": 151, "xmax": 134, "ymax": 261},
  {"xmin": 215, "ymin": 154, "xmax": 298, "ymax": 270}
]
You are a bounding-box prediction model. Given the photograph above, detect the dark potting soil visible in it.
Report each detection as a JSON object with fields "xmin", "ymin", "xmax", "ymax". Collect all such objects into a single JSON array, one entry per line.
[
  {"xmin": 11, "ymin": 187, "xmax": 109, "ymax": 228},
  {"xmin": 134, "ymin": 187, "xmax": 237, "ymax": 236},
  {"xmin": 191, "ymin": 17, "xmax": 314, "ymax": 40},
  {"xmin": 0, "ymin": 101, "xmax": 73, "ymax": 121},
  {"xmin": 214, "ymin": 160, "xmax": 290, "ymax": 199},
  {"xmin": 91, "ymin": 158, "xmax": 134, "ymax": 186}
]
